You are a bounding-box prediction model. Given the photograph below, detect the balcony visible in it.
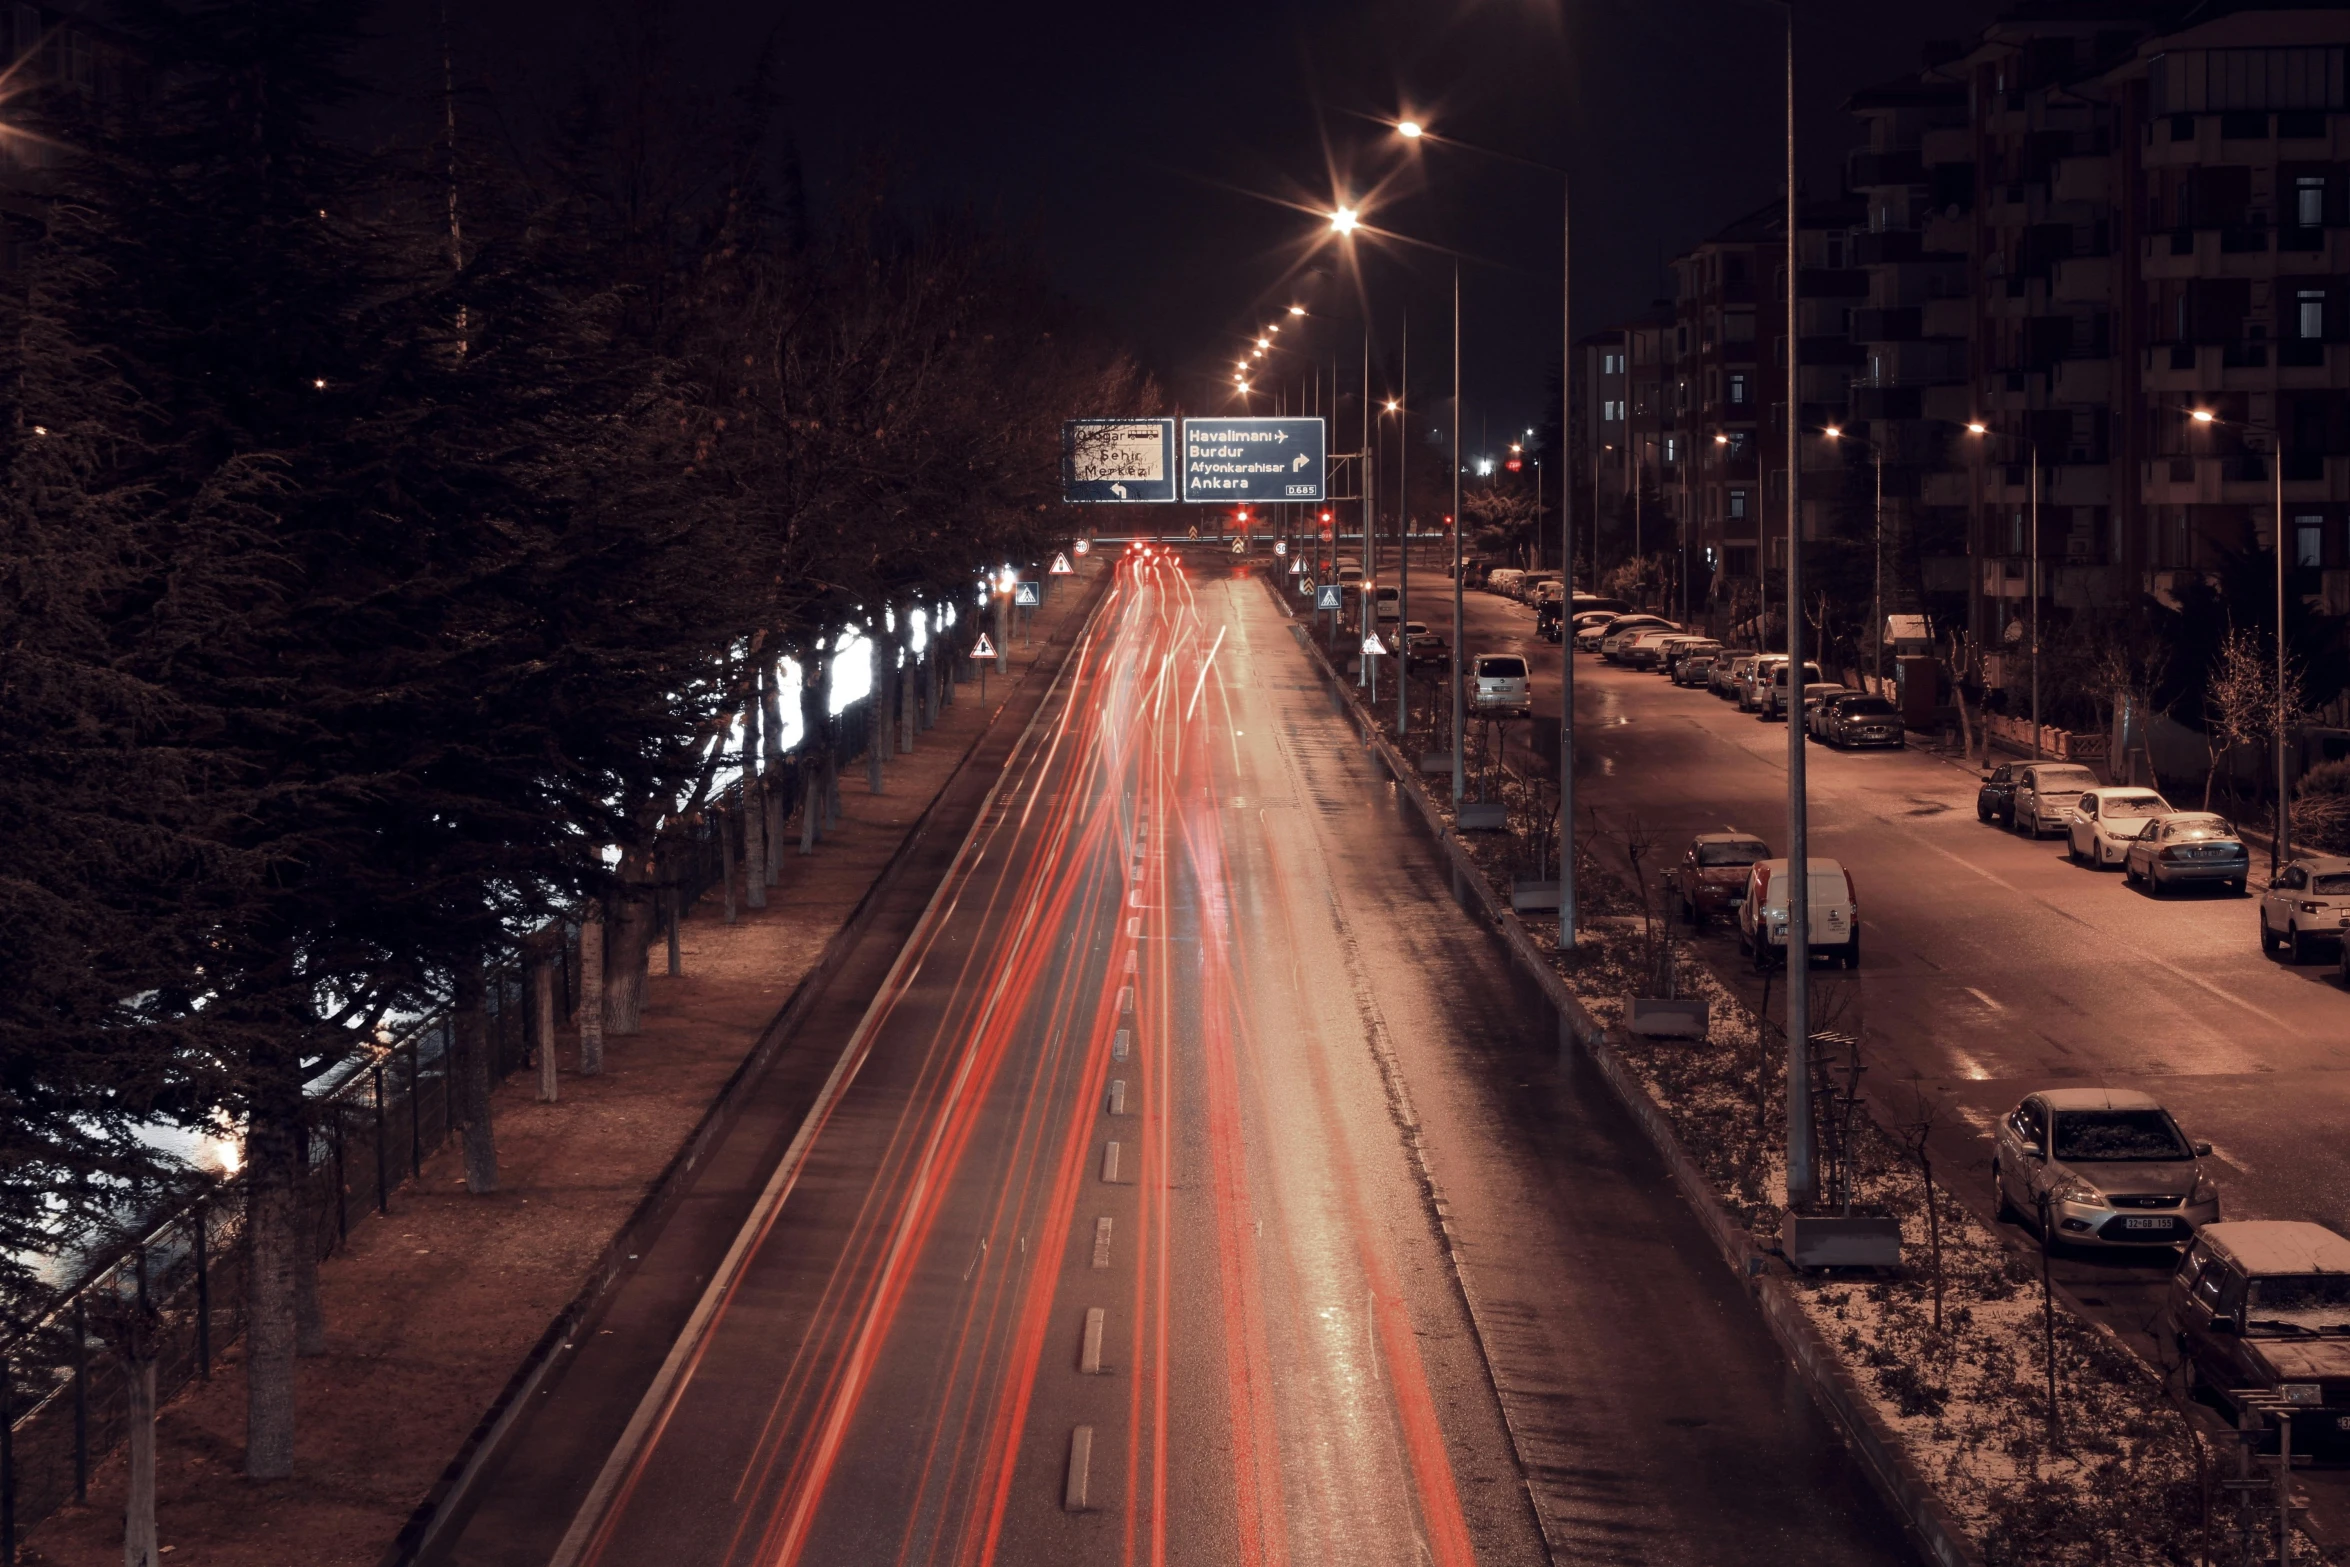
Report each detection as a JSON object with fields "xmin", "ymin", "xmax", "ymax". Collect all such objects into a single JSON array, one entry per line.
[
  {"xmin": 1921, "ymin": 212, "xmax": 1972, "ymax": 254},
  {"xmin": 1922, "ymin": 126, "xmax": 1972, "ymax": 166},
  {"xmin": 2050, "ymin": 358, "xmax": 2111, "ymax": 404},
  {"xmin": 1849, "ymin": 385, "xmax": 1923, "ymax": 420},
  {"xmin": 1850, "ymin": 149, "xmax": 1926, "ymax": 187},
  {"xmin": 2279, "ymin": 339, "xmax": 2327, "ymax": 369},
  {"xmin": 2051, "ymin": 157, "xmax": 2109, "ymax": 205},
  {"xmin": 2220, "ymin": 225, "xmax": 2271, "ymax": 254},
  {"xmin": 2220, "ymin": 341, "xmax": 2267, "ymax": 369},
  {"xmin": 1922, "ymin": 297, "xmax": 1971, "ymax": 338},
  {"xmin": 1851, "ymin": 307, "xmax": 1921, "ymax": 342},
  {"xmin": 1853, "ymin": 230, "xmax": 1924, "ymax": 265},
  {"xmin": 1922, "ymin": 470, "xmax": 1974, "ymax": 507},
  {"xmin": 2050, "ymin": 255, "xmax": 2111, "ymax": 303},
  {"xmin": 1923, "ymin": 384, "xmax": 1977, "ymax": 425}
]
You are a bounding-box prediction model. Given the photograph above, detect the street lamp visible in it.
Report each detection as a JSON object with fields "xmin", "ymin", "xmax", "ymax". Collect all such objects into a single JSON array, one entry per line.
[
  {"xmin": 1383, "ymin": 366, "xmax": 1411, "ymax": 735},
  {"xmin": 2189, "ymin": 405, "xmax": 2294, "ymax": 870},
  {"xmin": 1822, "ymin": 425, "xmax": 1887, "ymax": 689},
  {"xmin": 1329, "ymin": 207, "xmax": 1360, "ymax": 235},
  {"xmin": 1392, "ymin": 115, "xmax": 1578, "ymax": 951}
]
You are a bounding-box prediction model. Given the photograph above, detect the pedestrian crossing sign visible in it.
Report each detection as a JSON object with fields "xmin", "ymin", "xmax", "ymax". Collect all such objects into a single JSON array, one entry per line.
[
  {"xmin": 1014, "ymin": 581, "xmax": 1042, "ymax": 606},
  {"xmin": 970, "ymin": 632, "xmax": 997, "ymax": 659},
  {"xmin": 1315, "ymin": 584, "xmax": 1343, "ymax": 612}
]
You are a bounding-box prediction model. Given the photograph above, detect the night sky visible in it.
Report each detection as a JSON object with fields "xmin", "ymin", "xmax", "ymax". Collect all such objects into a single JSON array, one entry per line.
[{"xmin": 370, "ymin": 0, "xmax": 2007, "ymax": 455}]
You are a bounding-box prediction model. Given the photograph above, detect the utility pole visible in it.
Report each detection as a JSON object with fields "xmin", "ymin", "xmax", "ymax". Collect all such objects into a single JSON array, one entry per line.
[{"xmin": 1781, "ymin": 11, "xmax": 1816, "ymax": 1210}]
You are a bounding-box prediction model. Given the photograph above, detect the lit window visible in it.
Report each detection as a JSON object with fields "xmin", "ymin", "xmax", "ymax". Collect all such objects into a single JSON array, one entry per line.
[
  {"xmin": 2296, "ymin": 515, "xmax": 2325, "ymax": 568},
  {"xmin": 2297, "ymin": 176, "xmax": 2325, "ymax": 228},
  {"xmin": 1729, "ymin": 489, "xmax": 1749, "ymax": 519},
  {"xmin": 1728, "ymin": 372, "xmax": 1748, "ymax": 405},
  {"xmin": 2299, "ymin": 290, "xmax": 2325, "ymax": 341}
]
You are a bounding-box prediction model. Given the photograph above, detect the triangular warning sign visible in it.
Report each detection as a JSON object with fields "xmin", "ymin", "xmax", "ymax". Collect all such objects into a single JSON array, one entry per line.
[
  {"xmin": 970, "ymin": 632, "xmax": 998, "ymax": 660},
  {"xmin": 1050, "ymin": 551, "xmax": 1074, "ymax": 575},
  {"xmin": 1361, "ymin": 632, "xmax": 1390, "ymax": 656}
]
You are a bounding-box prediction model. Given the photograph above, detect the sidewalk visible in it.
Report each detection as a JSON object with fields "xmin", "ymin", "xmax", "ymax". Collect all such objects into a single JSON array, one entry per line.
[{"xmin": 21, "ymin": 566, "xmax": 1107, "ymax": 1567}]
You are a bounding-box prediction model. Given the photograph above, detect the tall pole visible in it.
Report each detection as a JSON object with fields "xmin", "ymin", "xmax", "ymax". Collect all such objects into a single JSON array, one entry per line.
[
  {"xmin": 2276, "ymin": 439, "xmax": 2289, "ymax": 870},
  {"xmin": 1399, "ymin": 312, "xmax": 1411, "ymax": 735},
  {"xmin": 1873, "ymin": 443, "xmax": 1884, "ymax": 688},
  {"xmin": 1451, "ymin": 260, "xmax": 1466, "ymax": 805},
  {"xmin": 1362, "ymin": 327, "xmax": 1373, "ymax": 687},
  {"xmin": 1782, "ymin": 11, "xmax": 1815, "ymax": 1211},
  {"xmin": 2029, "ymin": 441, "xmax": 2041, "ymax": 760},
  {"xmin": 1560, "ymin": 180, "xmax": 1577, "ymax": 950}
]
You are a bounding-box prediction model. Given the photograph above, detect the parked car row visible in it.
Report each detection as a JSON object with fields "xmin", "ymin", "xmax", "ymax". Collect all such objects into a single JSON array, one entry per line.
[{"xmin": 1976, "ymin": 763, "xmax": 2255, "ymax": 896}]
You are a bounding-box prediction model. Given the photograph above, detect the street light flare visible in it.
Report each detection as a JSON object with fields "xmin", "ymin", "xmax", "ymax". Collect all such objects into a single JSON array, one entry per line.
[
  {"xmin": 1396, "ymin": 120, "xmax": 1424, "ymax": 139},
  {"xmin": 1329, "ymin": 206, "xmax": 1360, "ymax": 235},
  {"xmin": 1823, "ymin": 425, "xmax": 1843, "ymax": 438},
  {"xmin": 1966, "ymin": 421, "xmax": 1989, "ymax": 435},
  {"xmin": 1288, "ymin": 305, "xmax": 1306, "ymax": 317},
  {"xmin": 2191, "ymin": 409, "xmax": 2217, "ymax": 423}
]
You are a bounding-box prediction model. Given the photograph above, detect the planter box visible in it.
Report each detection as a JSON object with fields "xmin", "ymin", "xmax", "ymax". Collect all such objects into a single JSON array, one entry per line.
[
  {"xmin": 1509, "ymin": 879, "xmax": 1561, "ymax": 912},
  {"xmin": 1626, "ymin": 996, "xmax": 1709, "ymax": 1039},
  {"xmin": 1457, "ymin": 801, "xmax": 1508, "ymax": 830},
  {"xmin": 1417, "ymin": 751, "xmax": 1454, "ymax": 774},
  {"xmin": 1786, "ymin": 1214, "xmax": 1903, "ymax": 1270}
]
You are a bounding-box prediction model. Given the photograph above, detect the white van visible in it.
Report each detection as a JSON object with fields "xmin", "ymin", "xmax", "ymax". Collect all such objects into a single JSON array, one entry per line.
[
  {"xmin": 1485, "ymin": 567, "xmax": 1525, "ymax": 598},
  {"xmin": 1472, "ymin": 653, "xmax": 1531, "ymax": 714},
  {"xmin": 1737, "ymin": 857, "xmax": 1860, "ymax": 968}
]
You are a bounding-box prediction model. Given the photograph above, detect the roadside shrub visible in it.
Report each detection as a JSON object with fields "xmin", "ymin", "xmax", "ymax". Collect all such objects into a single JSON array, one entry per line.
[{"xmin": 2294, "ymin": 759, "xmax": 2350, "ymax": 854}]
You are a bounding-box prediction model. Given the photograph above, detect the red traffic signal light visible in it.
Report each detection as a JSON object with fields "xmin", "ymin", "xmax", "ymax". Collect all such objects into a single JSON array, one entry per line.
[{"xmin": 1505, "ymin": 457, "xmax": 1523, "ymax": 473}]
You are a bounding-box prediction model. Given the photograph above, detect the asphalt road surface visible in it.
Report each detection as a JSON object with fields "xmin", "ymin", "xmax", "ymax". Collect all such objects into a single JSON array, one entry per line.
[
  {"xmin": 1456, "ymin": 583, "xmax": 2350, "ymax": 1528},
  {"xmin": 454, "ymin": 549, "xmax": 1917, "ymax": 1567}
]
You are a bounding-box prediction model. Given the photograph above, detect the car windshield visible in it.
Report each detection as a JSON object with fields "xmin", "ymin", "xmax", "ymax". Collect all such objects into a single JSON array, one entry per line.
[
  {"xmin": 2165, "ymin": 820, "xmax": 2237, "ymax": 842},
  {"xmin": 1842, "ymin": 698, "xmax": 1897, "ymax": 716},
  {"xmin": 1479, "ymin": 657, "xmax": 1527, "ymax": 678},
  {"xmin": 2102, "ymin": 796, "xmax": 2169, "ymax": 818},
  {"xmin": 2051, "ymin": 1109, "xmax": 2190, "ymax": 1162},
  {"xmin": 1697, "ymin": 841, "xmax": 1767, "ymax": 867},
  {"xmin": 2032, "ymin": 768, "xmax": 2097, "ymax": 791},
  {"xmin": 2313, "ymin": 873, "xmax": 2350, "ymax": 895},
  {"xmin": 2246, "ymin": 1274, "xmax": 2350, "ymax": 1335}
]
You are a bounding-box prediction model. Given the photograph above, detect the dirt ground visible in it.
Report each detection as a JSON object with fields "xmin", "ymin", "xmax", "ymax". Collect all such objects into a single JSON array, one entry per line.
[{"xmin": 21, "ymin": 574, "xmax": 1099, "ymax": 1567}]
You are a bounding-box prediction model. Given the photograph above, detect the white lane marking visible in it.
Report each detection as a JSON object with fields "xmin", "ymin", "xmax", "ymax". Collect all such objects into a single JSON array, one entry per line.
[
  {"xmin": 2208, "ymin": 1143, "xmax": 2256, "ymax": 1176},
  {"xmin": 1125, "ymin": 916, "xmax": 1140, "ymax": 939},
  {"xmin": 1122, "ymin": 950, "xmax": 1137, "ymax": 974},
  {"xmin": 1964, "ymin": 987, "xmax": 2005, "ymax": 1013},
  {"xmin": 1101, "ymin": 1141, "xmax": 1121, "ymax": 1183},
  {"xmin": 1092, "ymin": 1216, "xmax": 1113, "ymax": 1269},
  {"xmin": 1112, "ymin": 1028, "xmax": 1131, "ymax": 1060},
  {"xmin": 1080, "ymin": 1307, "xmax": 1106, "ymax": 1374},
  {"xmin": 1107, "ymin": 1079, "xmax": 1127, "ymax": 1115},
  {"xmin": 1064, "ymin": 1427, "xmax": 1094, "ymax": 1511},
  {"xmin": 962, "ymin": 1237, "xmax": 988, "ymax": 1282},
  {"xmin": 1117, "ymin": 985, "xmax": 1134, "ymax": 1013},
  {"xmin": 1128, "ymin": 888, "xmax": 1146, "ymax": 907}
]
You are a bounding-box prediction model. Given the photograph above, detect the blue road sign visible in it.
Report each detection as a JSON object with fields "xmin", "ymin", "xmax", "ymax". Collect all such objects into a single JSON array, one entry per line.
[
  {"xmin": 1013, "ymin": 580, "xmax": 1042, "ymax": 607},
  {"xmin": 1180, "ymin": 417, "xmax": 1326, "ymax": 504},
  {"xmin": 1063, "ymin": 419, "xmax": 1177, "ymax": 504},
  {"xmin": 1315, "ymin": 584, "xmax": 1343, "ymax": 612}
]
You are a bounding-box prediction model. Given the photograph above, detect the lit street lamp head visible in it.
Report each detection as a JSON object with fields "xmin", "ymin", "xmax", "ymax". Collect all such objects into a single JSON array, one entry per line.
[
  {"xmin": 1288, "ymin": 305, "xmax": 1306, "ymax": 317},
  {"xmin": 1966, "ymin": 421, "xmax": 1989, "ymax": 435},
  {"xmin": 1329, "ymin": 206, "xmax": 1360, "ymax": 235},
  {"xmin": 1823, "ymin": 425, "xmax": 1843, "ymax": 439},
  {"xmin": 1396, "ymin": 120, "xmax": 1424, "ymax": 139},
  {"xmin": 2191, "ymin": 408, "xmax": 2217, "ymax": 424}
]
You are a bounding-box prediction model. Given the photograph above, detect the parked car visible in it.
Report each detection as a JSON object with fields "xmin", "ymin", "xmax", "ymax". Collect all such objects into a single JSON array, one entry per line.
[
  {"xmin": 2124, "ymin": 812, "xmax": 2249, "ymax": 895},
  {"xmin": 1372, "ymin": 584, "xmax": 1400, "ymax": 624},
  {"xmin": 1337, "ymin": 560, "xmax": 1364, "ymax": 588},
  {"xmin": 1992, "ymin": 1089, "xmax": 2218, "ymax": 1249},
  {"xmin": 1734, "ymin": 654, "xmax": 1787, "ymax": 712},
  {"xmin": 1618, "ymin": 629, "xmax": 1686, "ymax": 670},
  {"xmin": 1736, "ymin": 856, "xmax": 1860, "ymax": 968},
  {"xmin": 1711, "ymin": 653, "xmax": 1753, "ymax": 699},
  {"xmin": 2170, "ymin": 1220, "xmax": 2350, "ymax": 1451},
  {"xmin": 1758, "ymin": 662, "xmax": 1827, "ymax": 721},
  {"xmin": 1571, "ymin": 594, "xmax": 1631, "ymax": 618},
  {"xmin": 1600, "ymin": 616, "xmax": 1681, "ymax": 661},
  {"xmin": 1825, "ymin": 694, "xmax": 1906, "ymax": 749},
  {"xmin": 1525, "ymin": 576, "xmax": 1564, "ymax": 604},
  {"xmin": 1402, "ymin": 621, "xmax": 1448, "ymax": 672},
  {"xmin": 2011, "ymin": 762, "xmax": 2101, "ymax": 838},
  {"xmin": 1806, "ymin": 689, "xmax": 1866, "ymax": 740},
  {"xmin": 1485, "ymin": 567, "xmax": 1524, "ymax": 598},
  {"xmin": 1977, "ymin": 760, "xmax": 2023, "ymax": 826},
  {"xmin": 1665, "ymin": 832, "xmax": 1770, "ymax": 925},
  {"xmin": 1658, "ymin": 637, "xmax": 1721, "ymax": 678},
  {"xmin": 1570, "ymin": 610, "xmax": 1621, "ymax": 649},
  {"xmin": 1471, "ymin": 652, "xmax": 1531, "ymax": 715},
  {"xmin": 1673, "ymin": 653, "xmax": 1717, "ymax": 688},
  {"xmin": 2258, "ymin": 852, "xmax": 2350, "ymax": 962},
  {"xmin": 2063, "ymin": 787, "xmax": 2173, "ymax": 869}
]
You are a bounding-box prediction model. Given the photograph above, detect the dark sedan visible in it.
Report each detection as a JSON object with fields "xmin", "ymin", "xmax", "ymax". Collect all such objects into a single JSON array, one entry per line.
[
  {"xmin": 1825, "ymin": 695, "xmax": 1906, "ymax": 748},
  {"xmin": 1663, "ymin": 832, "xmax": 1771, "ymax": 926},
  {"xmin": 1977, "ymin": 761, "xmax": 2023, "ymax": 827}
]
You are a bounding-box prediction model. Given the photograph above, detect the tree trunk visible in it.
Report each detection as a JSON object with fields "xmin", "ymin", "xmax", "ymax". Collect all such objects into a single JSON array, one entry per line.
[
  {"xmin": 457, "ymin": 965, "xmax": 497, "ymax": 1194},
  {"xmin": 292, "ymin": 1119, "xmax": 325, "ymax": 1357},
  {"xmin": 902, "ymin": 646, "xmax": 918, "ymax": 751},
  {"xmin": 605, "ymin": 868, "xmax": 654, "ymax": 1035},
  {"xmin": 577, "ymin": 915, "xmax": 605, "ymax": 1075},
  {"xmin": 123, "ymin": 1326, "xmax": 158, "ymax": 1567},
  {"xmin": 242, "ymin": 1100, "xmax": 301, "ymax": 1478},
  {"xmin": 743, "ymin": 681, "xmax": 768, "ymax": 910},
  {"xmin": 534, "ymin": 957, "xmax": 557, "ymax": 1103},
  {"xmin": 866, "ymin": 695, "xmax": 885, "ymax": 793},
  {"xmin": 762, "ymin": 659, "xmax": 786, "ymax": 887}
]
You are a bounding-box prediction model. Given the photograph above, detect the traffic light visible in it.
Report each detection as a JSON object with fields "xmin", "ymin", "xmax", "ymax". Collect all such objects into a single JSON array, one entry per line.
[{"xmin": 1505, "ymin": 457, "xmax": 1523, "ymax": 473}]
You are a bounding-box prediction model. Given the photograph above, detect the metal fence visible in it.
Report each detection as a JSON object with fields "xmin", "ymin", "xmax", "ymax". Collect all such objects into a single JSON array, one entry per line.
[{"xmin": 0, "ymin": 622, "xmax": 984, "ymax": 1560}]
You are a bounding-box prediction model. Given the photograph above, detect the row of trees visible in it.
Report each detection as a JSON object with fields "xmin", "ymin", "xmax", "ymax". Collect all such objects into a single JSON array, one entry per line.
[{"xmin": 0, "ymin": 0, "xmax": 1144, "ymax": 1478}]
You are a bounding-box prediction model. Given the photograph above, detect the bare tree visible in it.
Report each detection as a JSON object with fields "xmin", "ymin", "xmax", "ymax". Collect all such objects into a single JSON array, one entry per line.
[
  {"xmin": 1893, "ymin": 1083, "xmax": 1947, "ymax": 1331},
  {"xmin": 2204, "ymin": 625, "xmax": 2302, "ymax": 811}
]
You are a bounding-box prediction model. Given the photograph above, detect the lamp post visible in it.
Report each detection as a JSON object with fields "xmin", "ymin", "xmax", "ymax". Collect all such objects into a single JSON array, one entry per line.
[
  {"xmin": 1393, "ymin": 117, "xmax": 1576, "ymax": 946},
  {"xmin": 1387, "ymin": 380, "xmax": 1409, "ymax": 733},
  {"xmin": 1823, "ymin": 424, "xmax": 1886, "ymax": 689},
  {"xmin": 2191, "ymin": 406, "xmax": 2292, "ymax": 870}
]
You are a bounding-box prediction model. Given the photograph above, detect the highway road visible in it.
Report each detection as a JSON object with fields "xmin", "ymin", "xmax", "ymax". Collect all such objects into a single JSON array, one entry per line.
[
  {"xmin": 1448, "ymin": 583, "xmax": 2350, "ymax": 1524},
  {"xmin": 444, "ymin": 550, "xmax": 1917, "ymax": 1567}
]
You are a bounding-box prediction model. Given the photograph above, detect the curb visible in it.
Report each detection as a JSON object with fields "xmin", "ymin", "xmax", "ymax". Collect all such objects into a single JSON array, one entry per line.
[
  {"xmin": 383, "ymin": 569, "xmax": 1113, "ymax": 1567},
  {"xmin": 1269, "ymin": 577, "xmax": 1984, "ymax": 1567}
]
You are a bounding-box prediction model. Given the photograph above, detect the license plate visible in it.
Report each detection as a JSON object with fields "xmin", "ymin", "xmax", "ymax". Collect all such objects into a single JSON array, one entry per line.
[{"xmin": 2123, "ymin": 1216, "xmax": 2173, "ymax": 1230}]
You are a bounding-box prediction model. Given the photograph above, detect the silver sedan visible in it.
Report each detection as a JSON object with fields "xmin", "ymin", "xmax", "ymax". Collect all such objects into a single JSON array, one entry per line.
[{"xmin": 2123, "ymin": 812, "xmax": 2250, "ymax": 896}]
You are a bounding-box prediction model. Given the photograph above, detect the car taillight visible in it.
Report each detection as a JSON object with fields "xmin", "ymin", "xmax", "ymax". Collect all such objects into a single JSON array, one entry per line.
[{"xmin": 2159, "ymin": 846, "xmax": 2185, "ymax": 862}]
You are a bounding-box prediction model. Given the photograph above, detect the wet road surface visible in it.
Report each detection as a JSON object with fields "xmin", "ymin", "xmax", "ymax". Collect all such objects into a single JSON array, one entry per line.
[{"xmin": 472, "ymin": 551, "xmax": 1916, "ymax": 1567}]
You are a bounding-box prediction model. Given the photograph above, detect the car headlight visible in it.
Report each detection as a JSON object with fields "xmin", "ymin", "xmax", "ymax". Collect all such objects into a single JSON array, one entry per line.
[
  {"xmin": 2191, "ymin": 1170, "xmax": 2219, "ymax": 1206},
  {"xmin": 2050, "ymin": 1176, "xmax": 2103, "ymax": 1207}
]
